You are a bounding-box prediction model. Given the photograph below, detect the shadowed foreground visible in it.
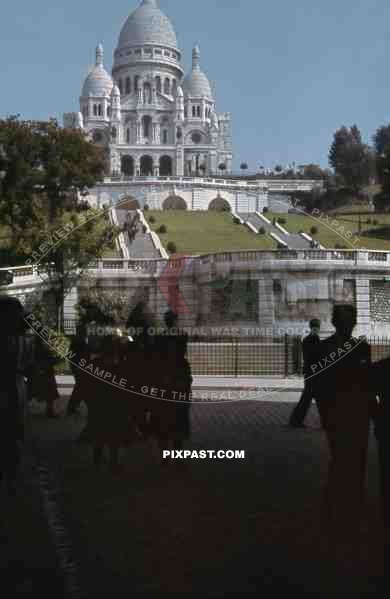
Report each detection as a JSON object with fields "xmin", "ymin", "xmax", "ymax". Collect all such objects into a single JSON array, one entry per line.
[{"xmin": 1, "ymin": 396, "xmax": 386, "ymax": 597}]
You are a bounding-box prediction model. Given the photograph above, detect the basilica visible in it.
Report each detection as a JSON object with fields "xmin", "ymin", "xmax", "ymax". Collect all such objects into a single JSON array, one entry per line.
[{"xmin": 64, "ymin": 0, "xmax": 233, "ymax": 178}]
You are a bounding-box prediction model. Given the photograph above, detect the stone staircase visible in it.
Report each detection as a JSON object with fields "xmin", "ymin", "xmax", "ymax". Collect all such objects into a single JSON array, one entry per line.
[
  {"xmin": 116, "ymin": 208, "xmax": 160, "ymax": 259},
  {"xmin": 238, "ymin": 212, "xmax": 313, "ymax": 250}
]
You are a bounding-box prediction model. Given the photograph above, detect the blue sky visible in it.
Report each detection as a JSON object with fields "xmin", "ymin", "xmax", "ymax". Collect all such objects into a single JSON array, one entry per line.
[{"xmin": 0, "ymin": 0, "xmax": 388, "ymax": 170}]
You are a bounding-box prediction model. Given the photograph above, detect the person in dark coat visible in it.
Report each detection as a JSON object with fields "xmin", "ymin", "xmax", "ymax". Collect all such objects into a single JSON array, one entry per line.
[
  {"xmin": 369, "ymin": 356, "xmax": 390, "ymax": 569},
  {"xmin": 0, "ymin": 297, "xmax": 30, "ymax": 492},
  {"xmin": 149, "ymin": 311, "xmax": 192, "ymax": 462},
  {"xmin": 289, "ymin": 318, "xmax": 321, "ymax": 427},
  {"xmin": 66, "ymin": 324, "xmax": 90, "ymax": 416},
  {"xmin": 313, "ymin": 304, "xmax": 376, "ymax": 568},
  {"xmin": 30, "ymin": 334, "xmax": 60, "ymax": 418},
  {"xmin": 83, "ymin": 336, "xmax": 139, "ymax": 473}
]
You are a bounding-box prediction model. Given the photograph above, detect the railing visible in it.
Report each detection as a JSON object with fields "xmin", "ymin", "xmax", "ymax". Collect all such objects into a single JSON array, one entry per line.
[{"xmin": 101, "ymin": 176, "xmax": 322, "ymax": 193}]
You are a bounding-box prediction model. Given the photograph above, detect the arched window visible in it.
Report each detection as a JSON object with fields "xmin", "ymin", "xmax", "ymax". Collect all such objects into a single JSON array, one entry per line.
[
  {"xmin": 126, "ymin": 128, "xmax": 130, "ymax": 143},
  {"xmin": 142, "ymin": 115, "xmax": 152, "ymax": 139},
  {"xmin": 197, "ymin": 106, "xmax": 201, "ymax": 117},
  {"xmin": 134, "ymin": 75, "xmax": 140, "ymax": 91},
  {"xmin": 184, "ymin": 107, "xmax": 188, "ymax": 118},
  {"xmin": 162, "ymin": 129, "xmax": 168, "ymax": 144},
  {"xmin": 121, "ymin": 155, "xmax": 134, "ymax": 177},
  {"xmin": 93, "ymin": 104, "xmax": 97, "ymax": 116},
  {"xmin": 98, "ymin": 104, "xmax": 102, "ymax": 116},
  {"xmin": 140, "ymin": 155, "xmax": 153, "ymax": 176},
  {"xmin": 155, "ymin": 76, "xmax": 162, "ymax": 93},
  {"xmin": 118, "ymin": 79, "xmax": 123, "ymax": 94},
  {"xmin": 107, "ymin": 106, "xmax": 111, "ymax": 118},
  {"xmin": 164, "ymin": 78, "xmax": 170, "ymax": 95},
  {"xmin": 125, "ymin": 77, "xmax": 131, "ymax": 94},
  {"xmin": 159, "ymin": 156, "xmax": 173, "ymax": 177},
  {"xmin": 192, "ymin": 106, "xmax": 196, "ymax": 117},
  {"xmin": 172, "ymin": 79, "xmax": 177, "ymax": 96},
  {"xmin": 111, "ymin": 127, "xmax": 117, "ymax": 141}
]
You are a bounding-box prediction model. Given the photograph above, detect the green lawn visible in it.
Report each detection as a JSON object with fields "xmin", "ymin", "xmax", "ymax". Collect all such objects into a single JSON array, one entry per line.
[
  {"xmin": 268, "ymin": 211, "xmax": 390, "ymax": 250},
  {"xmin": 146, "ymin": 211, "xmax": 276, "ymax": 254}
]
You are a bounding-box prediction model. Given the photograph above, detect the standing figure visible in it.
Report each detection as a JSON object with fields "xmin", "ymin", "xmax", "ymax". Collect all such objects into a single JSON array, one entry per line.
[
  {"xmin": 31, "ymin": 334, "xmax": 60, "ymax": 418},
  {"xmin": 150, "ymin": 311, "xmax": 192, "ymax": 463},
  {"xmin": 289, "ymin": 319, "xmax": 321, "ymax": 427},
  {"xmin": 66, "ymin": 324, "xmax": 89, "ymax": 416},
  {"xmin": 314, "ymin": 305, "xmax": 375, "ymax": 568},
  {"xmin": 0, "ymin": 297, "xmax": 30, "ymax": 492},
  {"xmin": 370, "ymin": 357, "xmax": 390, "ymax": 568}
]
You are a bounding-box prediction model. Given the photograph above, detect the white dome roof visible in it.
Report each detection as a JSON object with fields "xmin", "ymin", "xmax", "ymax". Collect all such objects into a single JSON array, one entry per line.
[
  {"xmin": 118, "ymin": 0, "xmax": 178, "ymax": 50},
  {"xmin": 182, "ymin": 46, "xmax": 213, "ymax": 100},
  {"xmin": 82, "ymin": 45, "xmax": 113, "ymax": 97}
]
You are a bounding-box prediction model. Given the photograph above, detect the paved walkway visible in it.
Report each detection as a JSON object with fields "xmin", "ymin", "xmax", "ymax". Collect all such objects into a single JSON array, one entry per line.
[{"xmin": 1, "ymin": 393, "xmax": 385, "ymax": 597}]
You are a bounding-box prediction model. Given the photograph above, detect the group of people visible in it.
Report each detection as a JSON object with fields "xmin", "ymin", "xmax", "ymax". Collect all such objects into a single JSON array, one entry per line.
[
  {"xmin": 65, "ymin": 308, "xmax": 192, "ymax": 472},
  {"xmin": 1, "ymin": 295, "xmax": 390, "ymax": 571},
  {"xmin": 289, "ymin": 306, "xmax": 390, "ymax": 565}
]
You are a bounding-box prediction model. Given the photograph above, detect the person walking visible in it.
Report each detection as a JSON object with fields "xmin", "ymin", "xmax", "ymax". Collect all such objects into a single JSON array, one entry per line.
[
  {"xmin": 289, "ymin": 319, "xmax": 321, "ymax": 427},
  {"xmin": 314, "ymin": 304, "xmax": 376, "ymax": 571}
]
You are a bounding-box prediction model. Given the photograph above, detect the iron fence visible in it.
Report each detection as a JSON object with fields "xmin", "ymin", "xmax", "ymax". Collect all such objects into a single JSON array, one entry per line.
[{"xmin": 58, "ymin": 324, "xmax": 390, "ymax": 378}]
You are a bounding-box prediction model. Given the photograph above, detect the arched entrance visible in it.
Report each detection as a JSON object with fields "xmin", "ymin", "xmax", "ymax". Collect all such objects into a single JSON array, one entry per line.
[
  {"xmin": 140, "ymin": 155, "xmax": 153, "ymax": 176},
  {"xmin": 121, "ymin": 155, "xmax": 134, "ymax": 177},
  {"xmin": 160, "ymin": 156, "xmax": 173, "ymax": 177},
  {"xmin": 163, "ymin": 195, "xmax": 187, "ymax": 210},
  {"xmin": 209, "ymin": 197, "xmax": 231, "ymax": 212},
  {"xmin": 117, "ymin": 196, "xmax": 140, "ymax": 211}
]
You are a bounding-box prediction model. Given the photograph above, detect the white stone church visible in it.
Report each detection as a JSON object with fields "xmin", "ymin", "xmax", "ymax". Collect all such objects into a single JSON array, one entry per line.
[{"xmin": 64, "ymin": 0, "xmax": 233, "ymax": 178}]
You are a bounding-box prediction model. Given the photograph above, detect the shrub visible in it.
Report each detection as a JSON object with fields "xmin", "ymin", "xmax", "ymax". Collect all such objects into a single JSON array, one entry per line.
[
  {"xmin": 366, "ymin": 218, "xmax": 372, "ymax": 225},
  {"xmin": 167, "ymin": 241, "xmax": 177, "ymax": 254},
  {"xmin": 310, "ymin": 226, "xmax": 318, "ymax": 236},
  {"xmin": 144, "ymin": 204, "xmax": 149, "ymax": 211},
  {"xmin": 263, "ymin": 207, "xmax": 269, "ymax": 214},
  {"xmin": 233, "ymin": 217, "xmax": 241, "ymax": 224},
  {"xmin": 373, "ymin": 219, "xmax": 379, "ymax": 226},
  {"xmin": 148, "ymin": 215, "xmax": 155, "ymax": 224},
  {"xmin": 158, "ymin": 224, "xmax": 167, "ymax": 234},
  {"xmin": 258, "ymin": 227, "xmax": 266, "ymax": 235},
  {"xmin": 277, "ymin": 217, "xmax": 287, "ymax": 225}
]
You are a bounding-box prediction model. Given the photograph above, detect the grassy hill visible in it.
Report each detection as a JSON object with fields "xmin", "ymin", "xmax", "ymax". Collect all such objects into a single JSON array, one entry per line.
[
  {"xmin": 146, "ymin": 211, "xmax": 276, "ymax": 254},
  {"xmin": 268, "ymin": 210, "xmax": 390, "ymax": 250}
]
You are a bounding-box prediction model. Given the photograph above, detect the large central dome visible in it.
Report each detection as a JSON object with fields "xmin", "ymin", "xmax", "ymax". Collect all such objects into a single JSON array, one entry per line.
[{"xmin": 118, "ymin": 0, "xmax": 178, "ymax": 50}]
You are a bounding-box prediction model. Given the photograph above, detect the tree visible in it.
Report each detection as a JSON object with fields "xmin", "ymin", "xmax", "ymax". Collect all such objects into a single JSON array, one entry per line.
[
  {"xmin": 329, "ymin": 125, "xmax": 373, "ymax": 197},
  {"xmin": 374, "ymin": 124, "xmax": 390, "ymax": 205},
  {"xmin": 77, "ymin": 287, "xmax": 135, "ymax": 327},
  {"xmin": 301, "ymin": 164, "xmax": 327, "ymax": 180},
  {"xmin": 0, "ymin": 117, "xmax": 119, "ymax": 329},
  {"xmin": 274, "ymin": 165, "xmax": 283, "ymax": 174},
  {"xmin": 167, "ymin": 241, "xmax": 177, "ymax": 254},
  {"xmin": 218, "ymin": 163, "xmax": 226, "ymax": 175}
]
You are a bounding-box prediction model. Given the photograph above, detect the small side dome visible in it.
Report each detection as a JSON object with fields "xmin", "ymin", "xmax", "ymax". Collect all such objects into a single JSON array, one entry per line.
[
  {"xmin": 182, "ymin": 45, "xmax": 213, "ymax": 100},
  {"xmin": 82, "ymin": 44, "xmax": 113, "ymax": 98},
  {"xmin": 176, "ymin": 85, "xmax": 184, "ymax": 98}
]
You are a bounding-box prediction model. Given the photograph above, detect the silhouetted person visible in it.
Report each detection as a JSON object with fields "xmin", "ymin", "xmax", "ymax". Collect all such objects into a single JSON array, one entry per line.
[
  {"xmin": 0, "ymin": 297, "xmax": 30, "ymax": 493},
  {"xmin": 370, "ymin": 357, "xmax": 390, "ymax": 568},
  {"xmin": 289, "ymin": 319, "xmax": 321, "ymax": 427},
  {"xmin": 31, "ymin": 334, "xmax": 60, "ymax": 418},
  {"xmin": 313, "ymin": 304, "xmax": 375, "ymax": 569},
  {"xmin": 66, "ymin": 324, "xmax": 89, "ymax": 416}
]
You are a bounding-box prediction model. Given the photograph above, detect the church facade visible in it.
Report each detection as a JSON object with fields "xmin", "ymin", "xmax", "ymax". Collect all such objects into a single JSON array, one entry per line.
[{"xmin": 64, "ymin": 0, "xmax": 233, "ymax": 178}]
